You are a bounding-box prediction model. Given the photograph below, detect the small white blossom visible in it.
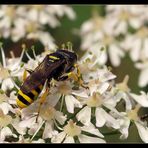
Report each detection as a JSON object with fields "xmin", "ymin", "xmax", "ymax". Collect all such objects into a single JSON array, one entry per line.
[{"xmin": 51, "ymin": 120, "xmax": 105, "ymax": 143}]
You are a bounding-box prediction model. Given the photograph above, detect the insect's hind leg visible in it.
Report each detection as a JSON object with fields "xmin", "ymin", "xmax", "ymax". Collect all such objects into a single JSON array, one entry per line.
[
  {"xmin": 22, "ymin": 69, "xmax": 33, "ymax": 81},
  {"xmin": 23, "ymin": 69, "xmax": 28, "ymax": 81},
  {"xmin": 36, "ymin": 80, "xmax": 50, "ymax": 122}
]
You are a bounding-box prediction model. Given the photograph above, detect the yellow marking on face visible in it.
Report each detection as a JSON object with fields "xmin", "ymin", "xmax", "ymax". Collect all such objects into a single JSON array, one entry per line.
[
  {"xmin": 49, "ymin": 56, "xmax": 60, "ymax": 60},
  {"xmin": 18, "ymin": 90, "xmax": 33, "ymax": 104},
  {"xmin": 49, "ymin": 59, "xmax": 54, "ymax": 62},
  {"xmin": 16, "ymin": 98, "xmax": 27, "ymax": 108},
  {"xmin": 31, "ymin": 89, "xmax": 39, "ymax": 96}
]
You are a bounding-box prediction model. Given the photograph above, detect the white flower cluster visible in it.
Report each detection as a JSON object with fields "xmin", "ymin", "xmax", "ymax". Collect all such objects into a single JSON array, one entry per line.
[
  {"xmin": 79, "ymin": 5, "xmax": 148, "ymax": 87},
  {"xmin": 0, "ymin": 5, "xmax": 75, "ymax": 48},
  {"xmin": 0, "ymin": 44, "xmax": 148, "ymax": 143}
]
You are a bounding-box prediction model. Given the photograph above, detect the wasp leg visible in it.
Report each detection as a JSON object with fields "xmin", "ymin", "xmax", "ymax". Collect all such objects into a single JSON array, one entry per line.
[
  {"xmin": 22, "ymin": 69, "xmax": 33, "ymax": 81},
  {"xmin": 26, "ymin": 69, "xmax": 33, "ymax": 74},
  {"xmin": 23, "ymin": 70, "xmax": 28, "ymax": 81},
  {"xmin": 74, "ymin": 64, "xmax": 89, "ymax": 89},
  {"xmin": 57, "ymin": 75, "xmax": 68, "ymax": 81},
  {"xmin": 36, "ymin": 80, "xmax": 49, "ymax": 122},
  {"xmin": 57, "ymin": 72, "xmax": 78, "ymax": 81},
  {"xmin": 74, "ymin": 64, "xmax": 81, "ymax": 78},
  {"xmin": 57, "ymin": 70, "xmax": 88, "ymax": 89}
]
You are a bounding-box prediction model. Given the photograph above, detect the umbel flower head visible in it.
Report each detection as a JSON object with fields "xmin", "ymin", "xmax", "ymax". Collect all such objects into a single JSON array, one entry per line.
[
  {"xmin": 0, "ymin": 42, "xmax": 148, "ymax": 143},
  {"xmin": 0, "ymin": 5, "xmax": 75, "ymax": 48},
  {"xmin": 78, "ymin": 5, "xmax": 148, "ymax": 88}
]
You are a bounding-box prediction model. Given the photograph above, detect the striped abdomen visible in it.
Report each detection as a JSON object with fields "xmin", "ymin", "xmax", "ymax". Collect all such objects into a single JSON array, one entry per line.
[{"xmin": 16, "ymin": 84, "xmax": 43, "ymax": 108}]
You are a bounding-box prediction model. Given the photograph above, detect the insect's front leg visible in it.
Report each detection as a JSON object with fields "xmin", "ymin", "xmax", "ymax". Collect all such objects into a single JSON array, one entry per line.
[
  {"xmin": 57, "ymin": 72, "xmax": 78, "ymax": 81},
  {"xmin": 57, "ymin": 65, "xmax": 88, "ymax": 89},
  {"xmin": 73, "ymin": 64, "xmax": 88, "ymax": 89}
]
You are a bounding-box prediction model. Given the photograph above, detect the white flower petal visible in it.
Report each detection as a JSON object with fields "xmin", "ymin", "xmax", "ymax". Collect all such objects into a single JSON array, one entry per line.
[
  {"xmin": 76, "ymin": 106, "xmax": 91, "ymax": 126},
  {"xmin": 81, "ymin": 123, "xmax": 104, "ymax": 138},
  {"xmin": 42, "ymin": 121, "xmax": 54, "ymax": 139},
  {"xmin": 129, "ymin": 18, "xmax": 141, "ymax": 29},
  {"xmin": 95, "ymin": 108, "xmax": 106, "ymax": 127},
  {"xmin": 55, "ymin": 111, "xmax": 67, "ymax": 125},
  {"xmin": 0, "ymin": 102, "xmax": 13, "ymax": 115},
  {"xmin": 108, "ymin": 44, "xmax": 125, "ymax": 67},
  {"xmin": 51, "ymin": 131, "xmax": 66, "ymax": 143},
  {"xmin": 0, "ymin": 127, "xmax": 17, "ymax": 142},
  {"xmin": 63, "ymin": 136, "xmax": 75, "ymax": 143},
  {"xmin": 138, "ymin": 68, "xmax": 148, "ymax": 87},
  {"xmin": 115, "ymin": 91, "xmax": 132, "ymax": 111},
  {"xmin": 130, "ymin": 91, "xmax": 148, "ymax": 107},
  {"xmin": 72, "ymin": 90, "xmax": 88, "ymax": 98},
  {"xmin": 65, "ymin": 95, "xmax": 82, "ymax": 113},
  {"xmin": 143, "ymin": 38, "xmax": 148, "ymax": 59},
  {"xmin": 1, "ymin": 78, "xmax": 14, "ymax": 91},
  {"xmin": 130, "ymin": 38, "xmax": 141, "ymax": 62},
  {"xmin": 119, "ymin": 118, "xmax": 130, "ymax": 139},
  {"xmin": 32, "ymin": 139, "xmax": 45, "ymax": 143},
  {"xmin": 96, "ymin": 108, "xmax": 120, "ymax": 129},
  {"xmin": 135, "ymin": 121, "xmax": 148, "ymax": 143},
  {"xmin": 98, "ymin": 82, "xmax": 109, "ymax": 94},
  {"xmin": 11, "ymin": 117, "xmax": 27, "ymax": 135},
  {"xmin": 78, "ymin": 134, "xmax": 106, "ymax": 143},
  {"xmin": 19, "ymin": 116, "xmax": 37, "ymax": 128}
]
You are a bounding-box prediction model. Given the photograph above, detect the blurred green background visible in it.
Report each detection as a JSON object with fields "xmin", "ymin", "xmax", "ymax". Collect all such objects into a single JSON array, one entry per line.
[{"xmin": 0, "ymin": 5, "xmax": 147, "ymax": 143}]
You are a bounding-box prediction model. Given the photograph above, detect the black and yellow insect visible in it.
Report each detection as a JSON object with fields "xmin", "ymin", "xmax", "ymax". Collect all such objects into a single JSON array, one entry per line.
[{"xmin": 16, "ymin": 49, "xmax": 78, "ymax": 109}]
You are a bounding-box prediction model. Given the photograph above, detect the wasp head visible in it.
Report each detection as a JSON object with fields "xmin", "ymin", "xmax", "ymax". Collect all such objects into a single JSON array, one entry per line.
[{"xmin": 57, "ymin": 49, "xmax": 77, "ymax": 73}]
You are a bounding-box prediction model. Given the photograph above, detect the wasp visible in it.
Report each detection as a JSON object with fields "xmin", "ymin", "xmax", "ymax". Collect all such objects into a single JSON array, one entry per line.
[{"xmin": 16, "ymin": 49, "xmax": 84, "ymax": 109}]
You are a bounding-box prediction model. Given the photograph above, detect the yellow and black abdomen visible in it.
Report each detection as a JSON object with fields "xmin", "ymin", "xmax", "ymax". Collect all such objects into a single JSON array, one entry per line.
[{"xmin": 16, "ymin": 84, "xmax": 43, "ymax": 109}]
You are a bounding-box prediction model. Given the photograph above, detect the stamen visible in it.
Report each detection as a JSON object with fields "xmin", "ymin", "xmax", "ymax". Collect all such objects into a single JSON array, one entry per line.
[
  {"xmin": 10, "ymin": 77, "xmax": 20, "ymax": 90},
  {"xmin": 18, "ymin": 48, "xmax": 25, "ymax": 65},
  {"xmin": 31, "ymin": 46, "xmax": 37, "ymax": 59},
  {"xmin": 25, "ymin": 51, "xmax": 32, "ymax": 60},
  {"xmin": 22, "ymin": 44, "xmax": 32, "ymax": 60},
  {"xmin": 54, "ymin": 119, "xmax": 64, "ymax": 131}
]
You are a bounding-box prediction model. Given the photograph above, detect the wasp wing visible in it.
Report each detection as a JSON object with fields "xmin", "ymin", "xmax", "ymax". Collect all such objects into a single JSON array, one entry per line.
[{"xmin": 20, "ymin": 55, "xmax": 66, "ymax": 94}]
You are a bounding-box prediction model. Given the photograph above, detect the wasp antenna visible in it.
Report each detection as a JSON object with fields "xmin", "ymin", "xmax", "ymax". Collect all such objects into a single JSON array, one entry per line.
[{"xmin": 66, "ymin": 42, "xmax": 73, "ymax": 51}]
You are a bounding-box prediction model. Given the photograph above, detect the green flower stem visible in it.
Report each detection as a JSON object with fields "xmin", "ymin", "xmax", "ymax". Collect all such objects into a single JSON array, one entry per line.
[{"xmin": 102, "ymin": 130, "xmax": 120, "ymax": 136}]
